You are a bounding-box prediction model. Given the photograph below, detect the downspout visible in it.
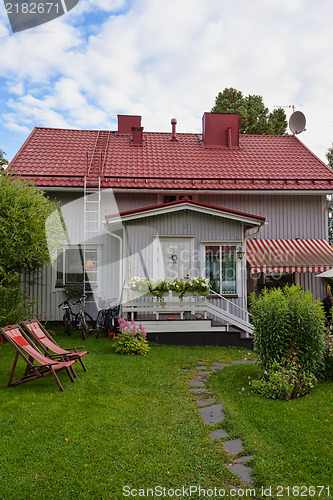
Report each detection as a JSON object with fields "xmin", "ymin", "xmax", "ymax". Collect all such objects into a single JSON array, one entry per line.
[
  {"xmin": 241, "ymin": 222, "xmax": 265, "ymax": 330},
  {"xmin": 244, "ymin": 222, "xmax": 265, "ymax": 244},
  {"xmin": 104, "ymin": 222, "xmax": 123, "ymax": 303},
  {"xmin": 325, "ymin": 195, "xmax": 332, "ymax": 242}
]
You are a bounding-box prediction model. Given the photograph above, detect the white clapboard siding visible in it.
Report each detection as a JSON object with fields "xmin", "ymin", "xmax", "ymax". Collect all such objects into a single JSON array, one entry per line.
[{"xmin": 23, "ymin": 190, "xmax": 328, "ymax": 320}]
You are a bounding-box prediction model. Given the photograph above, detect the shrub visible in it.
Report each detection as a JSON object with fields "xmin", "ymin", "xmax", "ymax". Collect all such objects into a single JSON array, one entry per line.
[
  {"xmin": 250, "ymin": 285, "xmax": 327, "ymax": 399},
  {"xmin": 250, "ymin": 285, "xmax": 326, "ymax": 374},
  {"xmin": 323, "ymin": 325, "xmax": 333, "ymax": 380},
  {"xmin": 114, "ymin": 317, "xmax": 150, "ymax": 356},
  {"xmin": 252, "ymin": 358, "xmax": 318, "ymax": 400},
  {"xmin": 0, "ymin": 273, "xmax": 33, "ymax": 327}
]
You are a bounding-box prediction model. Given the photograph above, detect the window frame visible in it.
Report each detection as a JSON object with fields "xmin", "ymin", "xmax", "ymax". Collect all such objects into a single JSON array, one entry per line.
[
  {"xmin": 55, "ymin": 245, "xmax": 98, "ymax": 290},
  {"xmin": 203, "ymin": 242, "xmax": 240, "ymax": 296}
]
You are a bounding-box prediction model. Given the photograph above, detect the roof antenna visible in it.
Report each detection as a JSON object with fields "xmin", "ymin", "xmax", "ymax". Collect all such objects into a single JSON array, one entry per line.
[{"xmin": 274, "ymin": 105, "xmax": 306, "ymax": 135}]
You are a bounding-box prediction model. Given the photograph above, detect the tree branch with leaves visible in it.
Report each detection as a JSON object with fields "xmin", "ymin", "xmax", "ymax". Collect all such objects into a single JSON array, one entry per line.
[
  {"xmin": 0, "ymin": 150, "xmax": 9, "ymax": 172},
  {"xmin": 211, "ymin": 87, "xmax": 287, "ymax": 135}
]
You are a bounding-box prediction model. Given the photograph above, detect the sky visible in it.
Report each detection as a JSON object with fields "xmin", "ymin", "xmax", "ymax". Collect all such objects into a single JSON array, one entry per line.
[{"xmin": 1, "ymin": 0, "xmax": 333, "ymax": 163}]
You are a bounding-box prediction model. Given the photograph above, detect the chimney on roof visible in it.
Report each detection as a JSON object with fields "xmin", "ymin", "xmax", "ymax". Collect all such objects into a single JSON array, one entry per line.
[
  {"xmin": 202, "ymin": 112, "xmax": 239, "ymax": 149},
  {"xmin": 117, "ymin": 115, "xmax": 142, "ymax": 134},
  {"xmin": 171, "ymin": 118, "xmax": 177, "ymax": 141},
  {"xmin": 131, "ymin": 126, "xmax": 144, "ymax": 146}
]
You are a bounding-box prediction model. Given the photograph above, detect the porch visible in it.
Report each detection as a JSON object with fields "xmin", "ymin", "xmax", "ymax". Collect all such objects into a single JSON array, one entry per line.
[{"xmin": 122, "ymin": 291, "xmax": 254, "ymax": 347}]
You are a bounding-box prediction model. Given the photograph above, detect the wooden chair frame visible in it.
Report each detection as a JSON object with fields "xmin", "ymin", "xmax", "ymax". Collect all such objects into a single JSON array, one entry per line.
[
  {"xmin": 0, "ymin": 325, "xmax": 77, "ymax": 391},
  {"xmin": 21, "ymin": 319, "xmax": 88, "ymax": 372}
]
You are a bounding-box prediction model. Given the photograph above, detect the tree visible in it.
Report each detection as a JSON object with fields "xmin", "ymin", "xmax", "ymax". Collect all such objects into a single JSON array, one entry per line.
[
  {"xmin": 211, "ymin": 87, "xmax": 287, "ymax": 135},
  {"xmin": 0, "ymin": 149, "xmax": 9, "ymax": 172},
  {"xmin": 0, "ymin": 174, "xmax": 57, "ymax": 325}
]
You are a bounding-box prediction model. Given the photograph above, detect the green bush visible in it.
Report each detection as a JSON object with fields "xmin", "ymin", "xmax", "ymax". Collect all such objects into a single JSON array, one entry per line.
[
  {"xmin": 0, "ymin": 273, "xmax": 33, "ymax": 327},
  {"xmin": 114, "ymin": 317, "xmax": 150, "ymax": 356},
  {"xmin": 252, "ymin": 359, "xmax": 318, "ymax": 400},
  {"xmin": 250, "ymin": 285, "xmax": 327, "ymax": 399},
  {"xmin": 250, "ymin": 285, "xmax": 326, "ymax": 374},
  {"xmin": 323, "ymin": 326, "xmax": 333, "ymax": 380}
]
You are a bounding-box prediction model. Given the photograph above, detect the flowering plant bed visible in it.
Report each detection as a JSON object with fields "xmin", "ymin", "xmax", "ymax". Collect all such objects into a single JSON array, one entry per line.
[
  {"xmin": 129, "ymin": 276, "xmax": 210, "ymax": 300},
  {"xmin": 114, "ymin": 317, "xmax": 150, "ymax": 355}
]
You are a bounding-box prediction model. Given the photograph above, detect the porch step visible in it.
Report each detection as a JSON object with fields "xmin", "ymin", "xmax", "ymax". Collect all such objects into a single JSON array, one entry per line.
[{"xmin": 140, "ymin": 319, "xmax": 227, "ymax": 333}]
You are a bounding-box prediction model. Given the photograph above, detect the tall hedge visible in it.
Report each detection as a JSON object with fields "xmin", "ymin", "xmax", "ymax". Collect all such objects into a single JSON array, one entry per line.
[{"xmin": 0, "ymin": 175, "xmax": 57, "ymax": 326}]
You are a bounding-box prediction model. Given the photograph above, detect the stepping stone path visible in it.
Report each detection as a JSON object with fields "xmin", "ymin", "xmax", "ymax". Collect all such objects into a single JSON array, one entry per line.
[{"xmin": 189, "ymin": 359, "xmax": 255, "ymax": 487}]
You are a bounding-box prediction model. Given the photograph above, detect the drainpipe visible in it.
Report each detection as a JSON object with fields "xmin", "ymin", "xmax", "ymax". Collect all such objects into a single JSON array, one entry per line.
[
  {"xmin": 325, "ymin": 196, "xmax": 332, "ymax": 242},
  {"xmin": 241, "ymin": 222, "xmax": 265, "ymax": 329},
  {"xmin": 104, "ymin": 222, "xmax": 123, "ymax": 303}
]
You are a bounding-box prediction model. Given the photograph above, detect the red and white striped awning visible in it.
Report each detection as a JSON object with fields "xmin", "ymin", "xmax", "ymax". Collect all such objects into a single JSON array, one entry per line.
[{"xmin": 246, "ymin": 239, "xmax": 333, "ymax": 274}]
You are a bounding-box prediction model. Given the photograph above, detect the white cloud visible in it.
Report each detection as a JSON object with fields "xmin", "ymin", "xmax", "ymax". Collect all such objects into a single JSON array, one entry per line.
[{"xmin": 1, "ymin": 0, "xmax": 333, "ymax": 161}]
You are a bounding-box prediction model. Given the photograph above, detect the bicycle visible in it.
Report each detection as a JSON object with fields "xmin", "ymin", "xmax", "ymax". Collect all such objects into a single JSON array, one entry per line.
[
  {"xmin": 95, "ymin": 297, "xmax": 120, "ymax": 340},
  {"xmin": 58, "ymin": 294, "xmax": 94, "ymax": 340}
]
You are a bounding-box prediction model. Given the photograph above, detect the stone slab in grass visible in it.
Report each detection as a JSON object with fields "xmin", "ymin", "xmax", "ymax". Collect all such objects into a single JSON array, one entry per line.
[
  {"xmin": 196, "ymin": 398, "xmax": 216, "ymax": 407},
  {"xmin": 197, "ymin": 370, "xmax": 211, "ymax": 376},
  {"xmin": 234, "ymin": 455, "xmax": 254, "ymax": 464},
  {"xmin": 225, "ymin": 463, "xmax": 253, "ymax": 485},
  {"xmin": 198, "ymin": 403, "xmax": 225, "ymax": 424},
  {"xmin": 212, "ymin": 362, "xmax": 227, "ymax": 366},
  {"xmin": 223, "ymin": 439, "xmax": 244, "ymax": 455},
  {"xmin": 188, "ymin": 389, "xmax": 212, "ymax": 395},
  {"xmin": 190, "ymin": 379, "xmax": 206, "ymax": 387},
  {"xmin": 210, "ymin": 429, "xmax": 228, "ymax": 440},
  {"xmin": 195, "ymin": 365, "xmax": 206, "ymax": 370}
]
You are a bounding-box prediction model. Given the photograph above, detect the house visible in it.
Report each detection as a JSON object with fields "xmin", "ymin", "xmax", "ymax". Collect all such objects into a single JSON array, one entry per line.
[{"xmin": 8, "ymin": 112, "xmax": 333, "ymax": 345}]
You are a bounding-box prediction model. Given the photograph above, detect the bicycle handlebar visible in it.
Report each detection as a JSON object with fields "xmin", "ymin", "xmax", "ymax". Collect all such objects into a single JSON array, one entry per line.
[{"xmin": 58, "ymin": 294, "xmax": 89, "ymax": 308}]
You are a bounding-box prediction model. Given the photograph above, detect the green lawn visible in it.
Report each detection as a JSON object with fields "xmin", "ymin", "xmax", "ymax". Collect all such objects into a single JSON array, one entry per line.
[
  {"xmin": 208, "ymin": 364, "xmax": 333, "ymax": 499},
  {"xmin": 0, "ymin": 328, "xmax": 332, "ymax": 500}
]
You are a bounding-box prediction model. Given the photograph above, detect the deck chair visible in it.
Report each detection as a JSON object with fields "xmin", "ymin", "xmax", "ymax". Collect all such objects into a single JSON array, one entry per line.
[
  {"xmin": 0, "ymin": 325, "xmax": 77, "ymax": 391},
  {"xmin": 22, "ymin": 319, "xmax": 88, "ymax": 372}
]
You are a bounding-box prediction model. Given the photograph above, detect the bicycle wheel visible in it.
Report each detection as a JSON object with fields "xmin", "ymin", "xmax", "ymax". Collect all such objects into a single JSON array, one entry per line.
[
  {"xmin": 84, "ymin": 311, "xmax": 94, "ymax": 332},
  {"xmin": 104, "ymin": 312, "xmax": 111, "ymax": 337},
  {"xmin": 95, "ymin": 310, "xmax": 105, "ymax": 339},
  {"xmin": 63, "ymin": 312, "xmax": 72, "ymax": 336},
  {"xmin": 79, "ymin": 314, "xmax": 88, "ymax": 340}
]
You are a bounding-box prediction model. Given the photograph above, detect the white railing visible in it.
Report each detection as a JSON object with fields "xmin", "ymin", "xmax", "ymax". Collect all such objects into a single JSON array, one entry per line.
[{"xmin": 122, "ymin": 290, "xmax": 254, "ymax": 336}]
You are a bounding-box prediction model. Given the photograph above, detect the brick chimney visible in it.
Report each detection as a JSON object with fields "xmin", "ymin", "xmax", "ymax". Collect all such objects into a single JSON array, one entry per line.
[
  {"xmin": 131, "ymin": 126, "xmax": 144, "ymax": 146},
  {"xmin": 202, "ymin": 113, "xmax": 239, "ymax": 149},
  {"xmin": 117, "ymin": 115, "xmax": 142, "ymax": 134}
]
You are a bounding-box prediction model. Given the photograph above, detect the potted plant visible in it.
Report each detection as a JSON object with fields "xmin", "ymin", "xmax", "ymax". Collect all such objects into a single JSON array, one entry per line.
[
  {"xmin": 169, "ymin": 277, "xmax": 210, "ymax": 298},
  {"xmin": 148, "ymin": 278, "xmax": 169, "ymax": 303},
  {"xmin": 128, "ymin": 277, "xmax": 150, "ymax": 297},
  {"xmin": 129, "ymin": 277, "xmax": 169, "ymax": 303}
]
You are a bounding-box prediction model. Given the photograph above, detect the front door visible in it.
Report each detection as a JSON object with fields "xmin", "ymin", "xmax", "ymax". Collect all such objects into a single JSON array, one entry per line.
[{"xmin": 154, "ymin": 237, "xmax": 193, "ymax": 280}]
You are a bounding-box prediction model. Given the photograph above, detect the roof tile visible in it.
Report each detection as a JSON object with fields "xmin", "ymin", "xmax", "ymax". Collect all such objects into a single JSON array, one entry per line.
[{"xmin": 7, "ymin": 127, "xmax": 333, "ymax": 191}]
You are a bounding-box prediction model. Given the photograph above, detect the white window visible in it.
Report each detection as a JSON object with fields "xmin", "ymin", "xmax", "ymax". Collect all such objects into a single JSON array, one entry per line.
[
  {"xmin": 56, "ymin": 246, "xmax": 97, "ymax": 289},
  {"xmin": 205, "ymin": 245, "xmax": 237, "ymax": 295}
]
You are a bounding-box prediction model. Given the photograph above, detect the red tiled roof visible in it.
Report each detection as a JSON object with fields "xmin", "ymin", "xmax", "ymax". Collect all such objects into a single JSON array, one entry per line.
[{"xmin": 8, "ymin": 126, "xmax": 333, "ymax": 191}]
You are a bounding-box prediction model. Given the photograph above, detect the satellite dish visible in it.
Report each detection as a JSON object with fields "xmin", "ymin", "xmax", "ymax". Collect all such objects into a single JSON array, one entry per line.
[{"xmin": 289, "ymin": 111, "xmax": 306, "ymax": 134}]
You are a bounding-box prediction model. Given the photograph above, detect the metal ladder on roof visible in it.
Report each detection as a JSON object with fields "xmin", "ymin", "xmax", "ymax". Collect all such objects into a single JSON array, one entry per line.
[{"xmin": 83, "ymin": 131, "xmax": 111, "ymax": 300}]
